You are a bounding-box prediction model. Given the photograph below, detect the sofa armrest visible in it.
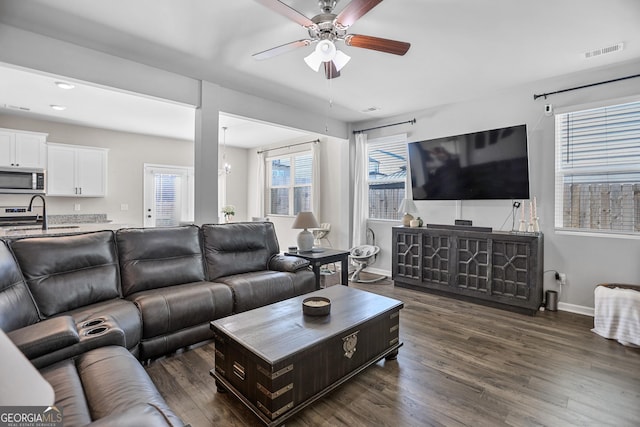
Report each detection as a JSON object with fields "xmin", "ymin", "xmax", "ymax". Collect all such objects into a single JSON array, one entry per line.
[
  {"xmin": 8, "ymin": 316, "xmax": 80, "ymax": 360},
  {"xmin": 269, "ymin": 254, "xmax": 310, "ymax": 272}
]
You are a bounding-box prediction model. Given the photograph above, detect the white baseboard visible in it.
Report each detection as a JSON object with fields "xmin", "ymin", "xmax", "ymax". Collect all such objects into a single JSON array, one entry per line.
[
  {"xmin": 361, "ymin": 267, "xmax": 391, "ymax": 277},
  {"xmin": 558, "ymin": 302, "xmax": 594, "ymax": 317},
  {"xmin": 361, "ymin": 268, "xmax": 595, "ymax": 317}
]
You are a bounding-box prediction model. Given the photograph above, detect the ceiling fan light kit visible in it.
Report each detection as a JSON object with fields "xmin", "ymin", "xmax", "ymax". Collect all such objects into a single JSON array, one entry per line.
[
  {"xmin": 304, "ymin": 39, "xmax": 351, "ymax": 73},
  {"xmin": 254, "ymin": 0, "xmax": 410, "ymax": 79}
]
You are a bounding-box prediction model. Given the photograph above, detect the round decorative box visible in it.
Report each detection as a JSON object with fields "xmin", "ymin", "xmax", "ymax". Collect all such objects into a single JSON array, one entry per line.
[{"xmin": 302, "ymin": 296, "xmax": 331, "ymax": 316}]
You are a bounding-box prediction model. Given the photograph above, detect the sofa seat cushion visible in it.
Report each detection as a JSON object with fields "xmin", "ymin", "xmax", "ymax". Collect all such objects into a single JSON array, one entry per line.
[
  {"xmin": 40, "ymin": 346, "xmax": 183, "ymax": 426},
  {"xmin": 127, "ymin": 281, "xmax": 233, "ymax": 339},
  {"xmin": 218, "ymin": 270, "xmax": 316, "ymax": 313}
]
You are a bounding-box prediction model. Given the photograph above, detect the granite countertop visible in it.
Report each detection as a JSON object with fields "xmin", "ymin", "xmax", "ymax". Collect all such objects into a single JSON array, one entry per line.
[{"xmin": 0, "ymin": 222, "xmax": 129, "ymax": 238}]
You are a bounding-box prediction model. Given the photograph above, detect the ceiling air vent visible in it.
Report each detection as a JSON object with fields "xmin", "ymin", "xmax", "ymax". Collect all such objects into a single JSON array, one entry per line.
[
  {"xmin": 1, "ymin": 104, "xmax": 31, "ymax": 111},
  {"xmin": 584, "ymin": 42, "xmax": 624, "ymax": 59},
  {"xmin": 361, "ymin": 106, "xmax": 381, "ymax": 113}
]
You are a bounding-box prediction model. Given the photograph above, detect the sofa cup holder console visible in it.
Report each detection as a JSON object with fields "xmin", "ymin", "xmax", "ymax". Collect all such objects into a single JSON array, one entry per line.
[
  {"xmin": 81, "ymin": 318, "xmax": 106, "ymax": 328},
  {"xmin": 84, "ymin": 326, "xmax": 109, "ymax": 336}
]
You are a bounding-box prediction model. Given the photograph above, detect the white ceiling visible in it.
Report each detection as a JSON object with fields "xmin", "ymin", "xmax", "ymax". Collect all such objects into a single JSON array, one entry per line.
[{"xmin": 0, "ymin": 0, "xmax": 639, "ymax": 146}]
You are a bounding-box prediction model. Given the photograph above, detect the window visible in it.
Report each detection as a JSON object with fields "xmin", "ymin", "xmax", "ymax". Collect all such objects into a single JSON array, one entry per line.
[
  {"xmin": 367, "ymin": 136, "xmax": 407, "ymax": 220},
  {"xmin": 267, "ymin": 151, "xmax": 312, "ymax": 215},
  {"xmin": 555, "ymin": 99, "xmax": 640, "ymax": 235}
]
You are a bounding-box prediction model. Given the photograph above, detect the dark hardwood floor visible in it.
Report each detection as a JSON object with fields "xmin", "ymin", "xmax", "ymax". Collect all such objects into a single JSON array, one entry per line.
[{"xmin": 146, "ymin": 274, "xmax": 640, "ymax": 427}]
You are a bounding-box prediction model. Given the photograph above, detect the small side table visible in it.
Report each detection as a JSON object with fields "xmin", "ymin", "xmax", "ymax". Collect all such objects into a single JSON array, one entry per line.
[{"xmin": 286, "ymin": 248, "xmax": 350, "ymax": 290}]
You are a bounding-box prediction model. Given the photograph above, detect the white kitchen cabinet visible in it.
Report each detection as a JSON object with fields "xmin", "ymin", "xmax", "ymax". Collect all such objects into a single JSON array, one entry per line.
[
  {"xmin": 47, "ymin": 143, "xmax": 108, "ymax": 197},
  {"xmin": 0, "ymin": 128, "xmax": 48, "ymax": 168}
]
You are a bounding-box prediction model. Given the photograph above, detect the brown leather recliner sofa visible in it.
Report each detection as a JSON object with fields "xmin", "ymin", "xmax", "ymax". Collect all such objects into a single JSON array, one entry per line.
[{"xmin": 0, "ymin": 221, "xmax": 315, "ymax": 426}]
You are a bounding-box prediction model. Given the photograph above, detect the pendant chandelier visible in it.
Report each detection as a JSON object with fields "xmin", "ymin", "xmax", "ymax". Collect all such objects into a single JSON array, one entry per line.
[{"xmin": 222, "ymin": 126, "xmax": 231, "ymax": 175}]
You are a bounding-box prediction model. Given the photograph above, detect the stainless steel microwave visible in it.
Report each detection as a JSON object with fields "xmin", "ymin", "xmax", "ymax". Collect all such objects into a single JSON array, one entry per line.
[{"xmin": 0, "ymin": 167, "xmax": 46, "ymax": 194}]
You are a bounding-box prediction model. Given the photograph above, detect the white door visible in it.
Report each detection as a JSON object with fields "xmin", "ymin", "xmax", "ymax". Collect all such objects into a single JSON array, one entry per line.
[{"xmin": 143, "ymin": 164, "xmax": 193, "ymax": 227}]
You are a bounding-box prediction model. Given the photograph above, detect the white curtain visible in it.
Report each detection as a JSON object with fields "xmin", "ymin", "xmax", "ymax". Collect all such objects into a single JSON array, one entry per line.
[
  {"xmin": 256, "ymin": 151, "xmax": 266, "ymax": 217},
  {"xmin": 352, "ymin": 132, "xmax": 368, "ymax": 247},
  {"xmin": 311, "ymin": 141, "xmax": 321, "ymax": 218}
]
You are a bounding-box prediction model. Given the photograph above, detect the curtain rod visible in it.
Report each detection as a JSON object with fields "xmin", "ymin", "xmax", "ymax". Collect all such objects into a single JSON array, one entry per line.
[
  {"xmin": 256, "ymin": 139, "xmax": 320, "ymax": 154},
  {"xmin": 533, "ymin": 73, "xmax": 640, "ymax": 100},
  {"xmin": 353, "ymin": 118, "xmax": 416, "ymax": 134}
]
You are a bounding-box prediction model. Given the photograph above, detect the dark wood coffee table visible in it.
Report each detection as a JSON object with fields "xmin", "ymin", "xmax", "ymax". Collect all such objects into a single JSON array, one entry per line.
[{"xmin": 210, "ymin": 285, "xmax": 403, "ymax": 426}]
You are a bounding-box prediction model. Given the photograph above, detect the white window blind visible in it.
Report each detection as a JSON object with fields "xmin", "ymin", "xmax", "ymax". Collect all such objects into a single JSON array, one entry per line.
[
  {"xmin": 367, "ymin": 135, "xmax": 407, "ymax": 220},
  {"xmin": 154, "ymin": 173, "xmax": 181, "ymax": 227},
  {"xmin": 555, "ymin": 99, "xmax": 640, "ymax": 235},
  {"xmin": 267, "ymin": 151, "xmax": 312, "ymax": 216}
]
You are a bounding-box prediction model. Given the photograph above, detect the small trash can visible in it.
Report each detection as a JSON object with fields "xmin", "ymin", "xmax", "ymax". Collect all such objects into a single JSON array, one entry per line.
[{"xmin": 545, "ymin": 290, "xmax": 558, "ymax": 311}]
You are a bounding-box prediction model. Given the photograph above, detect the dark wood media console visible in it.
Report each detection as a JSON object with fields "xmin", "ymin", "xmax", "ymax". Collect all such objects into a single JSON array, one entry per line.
[{"xmin": 392, "ymin": 226, "xmax": 543, "ymax": 314}]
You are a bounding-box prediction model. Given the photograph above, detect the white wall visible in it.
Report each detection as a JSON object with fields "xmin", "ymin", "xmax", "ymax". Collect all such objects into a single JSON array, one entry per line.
[{"xmin": 352, "ymin": 58, "xmax": 640, "ymax": 311}]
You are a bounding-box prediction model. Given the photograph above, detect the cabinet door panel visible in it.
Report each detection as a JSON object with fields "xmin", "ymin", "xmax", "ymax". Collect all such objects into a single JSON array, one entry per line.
[
  {"xmin": 77, "ymin": 148, "xmax": 106, "ymax": 196},
  {"xmin": 47, "ymin": 145, "xmax": 77, "ymax": 196},
  {"xmin": 15, "ymin": 134, "xmax": 46, "ymax": 168},
  {"xmin": 0, "ymin": 131, "xmax": 14, "ymax": 167}
]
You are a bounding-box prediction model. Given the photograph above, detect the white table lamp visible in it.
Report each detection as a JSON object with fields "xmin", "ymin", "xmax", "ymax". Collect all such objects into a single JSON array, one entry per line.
[
  {"xmin": 398, "ymin": 198, "xmax": 418, "ymax": 226},
  {"xmin": 292, "ymin": 211, "xmax": 320, "ymax": 252}
]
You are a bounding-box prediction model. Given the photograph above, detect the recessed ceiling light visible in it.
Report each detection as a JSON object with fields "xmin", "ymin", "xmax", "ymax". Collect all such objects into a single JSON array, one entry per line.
[
  {"xmin": 55, "ymin": 81, "xmax": 75, "ymax": 90},
  {"xmin": 50, "ymin": 104, "xmax": 66, "ymax": 111}
]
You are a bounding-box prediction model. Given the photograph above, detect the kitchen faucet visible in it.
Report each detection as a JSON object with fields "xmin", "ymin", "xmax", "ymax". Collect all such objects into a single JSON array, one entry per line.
[{"xmin": 28, "ymin": 194, "xmax": 48, "ymax": 230}]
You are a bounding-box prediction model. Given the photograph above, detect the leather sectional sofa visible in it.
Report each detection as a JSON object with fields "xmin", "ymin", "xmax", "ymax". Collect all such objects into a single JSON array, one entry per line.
[{"xmin": 0, "ymin": 222, "xmax": 315, "ymax": 426}]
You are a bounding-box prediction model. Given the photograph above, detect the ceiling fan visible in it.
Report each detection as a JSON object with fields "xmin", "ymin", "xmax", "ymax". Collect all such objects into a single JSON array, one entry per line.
[{"xmin": 253, "ymin": 0, "xmax": 411, "ymax": 79}]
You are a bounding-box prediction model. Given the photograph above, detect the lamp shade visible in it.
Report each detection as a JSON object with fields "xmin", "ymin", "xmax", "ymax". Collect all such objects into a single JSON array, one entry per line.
[
  {"xmin": 304, "ymin": 50, "xmax": 323, "ymax": 72},
  {"xmin": 333, "ymin": 50, "xmax": 351, "ymax": 71},
  {"xmin": 398, "ymin": 198, "xmax": 417, "ymax": 214},
  {"xmin": 292, "ymin": 211, "xmax": 320, "ymax": 230},
  {"xmin": 316, "ymin": 40, "xmax": 336, "ymax": 62}
]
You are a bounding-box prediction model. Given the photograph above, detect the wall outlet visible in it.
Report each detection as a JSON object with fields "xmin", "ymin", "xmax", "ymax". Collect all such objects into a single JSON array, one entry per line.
[
  {"xmin": 120, "ymin": 204, "xmax": 129, "ymax": 211},
  {"xmin": 74, "ymin": 203, "xmax": 81, "ymax": 211},
  {"xmin": 558, "ymin": 273, "xmax": 567, "ymax": 285}
]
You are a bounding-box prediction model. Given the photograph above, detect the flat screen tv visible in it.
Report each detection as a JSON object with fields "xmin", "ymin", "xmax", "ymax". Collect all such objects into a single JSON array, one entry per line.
[{"xmin": 408, "ymin": 124, "xmax": 530, "ymax": 200}]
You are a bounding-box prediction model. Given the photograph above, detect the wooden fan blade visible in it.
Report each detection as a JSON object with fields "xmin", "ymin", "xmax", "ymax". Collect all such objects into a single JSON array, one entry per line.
[
  {"xmin": 345, "ymin": 34, "xmax": 410, "ymax": 55},
  {"xmin": 253, "ymin": 40, "xmax": 311, "ymax": 60},
  {"xmin": 254, "ymin": 0, "xmax": 315, "ymax": 28},
  {"xmin": 324, "ymin": 61, "xmax": 341, "ymax": 79},
  {"xmin": 335, "ymin": 0, "xmax": 383, "ymax": 28}
]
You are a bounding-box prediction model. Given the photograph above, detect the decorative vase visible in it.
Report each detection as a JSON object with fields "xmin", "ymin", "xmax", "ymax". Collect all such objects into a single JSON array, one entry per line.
[
  {"xmin": 402, "ymin": 213, "xmax": 414, "ymax": 227},
  {"xmin": 225, "ymin": 214, "xmax": 233, "ymax": 223},
  {"xmin": 417, "ymin": 217, "xmax": 423, "ymax": 227}
]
